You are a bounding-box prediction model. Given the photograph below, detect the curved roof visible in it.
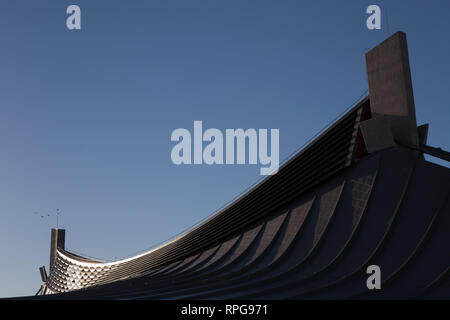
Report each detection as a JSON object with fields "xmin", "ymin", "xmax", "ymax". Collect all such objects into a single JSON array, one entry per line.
[
  {"xmin": 40, "ymin": 95, "xmax": 450, "ymax": 298},
  {"xmin": 44, "ymin": 98, "xmax": 370, "ymax": 295},
  {"xmin": 43, "ymin": 146, "xmax": 449, "ymax": 299}
]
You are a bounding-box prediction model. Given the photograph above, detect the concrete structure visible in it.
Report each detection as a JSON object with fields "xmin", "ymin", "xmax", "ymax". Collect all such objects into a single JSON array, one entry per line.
[
  {"xmin": 32, "ymin": 32, "xmax": 449, "ymax": 299},
  {"xmin": 49, "ymin": 229, "xmax": 65, "ymax": 271},
  {"xmin": 365, "ymin": 31, "xmax": 419, "ymax": 148}
]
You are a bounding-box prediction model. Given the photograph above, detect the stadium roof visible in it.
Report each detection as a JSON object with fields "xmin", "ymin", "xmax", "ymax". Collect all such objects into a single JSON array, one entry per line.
[{"xmin": 33, "ymin": 31, "xmax": 450, "ymax": 299}]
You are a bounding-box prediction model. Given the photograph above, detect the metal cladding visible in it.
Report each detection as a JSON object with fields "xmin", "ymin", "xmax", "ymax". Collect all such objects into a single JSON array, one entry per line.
[{"xmin": 36, "ymin": 32, "xmax": 449, "ymax": 299}]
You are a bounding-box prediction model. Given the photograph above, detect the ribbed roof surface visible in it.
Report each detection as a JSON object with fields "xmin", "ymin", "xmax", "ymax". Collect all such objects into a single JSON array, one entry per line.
[
  {"xmin": 42, "ymin": 147, "xmax": 449, "ymax": 299},
  {"xmin": 37, "ymin": 95, "xmax": 450, "ymax": 299},
  {"xmin": 43, "ymin": 98, "xmax": 370, "ymax": 295}
]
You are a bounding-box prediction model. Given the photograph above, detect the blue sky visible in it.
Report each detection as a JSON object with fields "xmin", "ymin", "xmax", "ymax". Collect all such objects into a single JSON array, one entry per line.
[{"xmin": 0, "ymin": 1, "xmax": 449, "ymax": 298}]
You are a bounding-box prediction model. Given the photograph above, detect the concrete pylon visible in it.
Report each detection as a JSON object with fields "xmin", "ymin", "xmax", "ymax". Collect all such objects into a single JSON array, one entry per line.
[
  {"xmin": 50, "ymin": 228, "xmax": 65, "ymax": 271},
  {"xmin": 365, "ymin": 31, "xmax": 419, "ymax": 149}
]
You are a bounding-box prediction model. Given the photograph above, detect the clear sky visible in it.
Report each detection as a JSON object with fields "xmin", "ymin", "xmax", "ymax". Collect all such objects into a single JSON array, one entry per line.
[{"xmin": 0, "ymin": 1, "xmax": 449, "ymax": 298}]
